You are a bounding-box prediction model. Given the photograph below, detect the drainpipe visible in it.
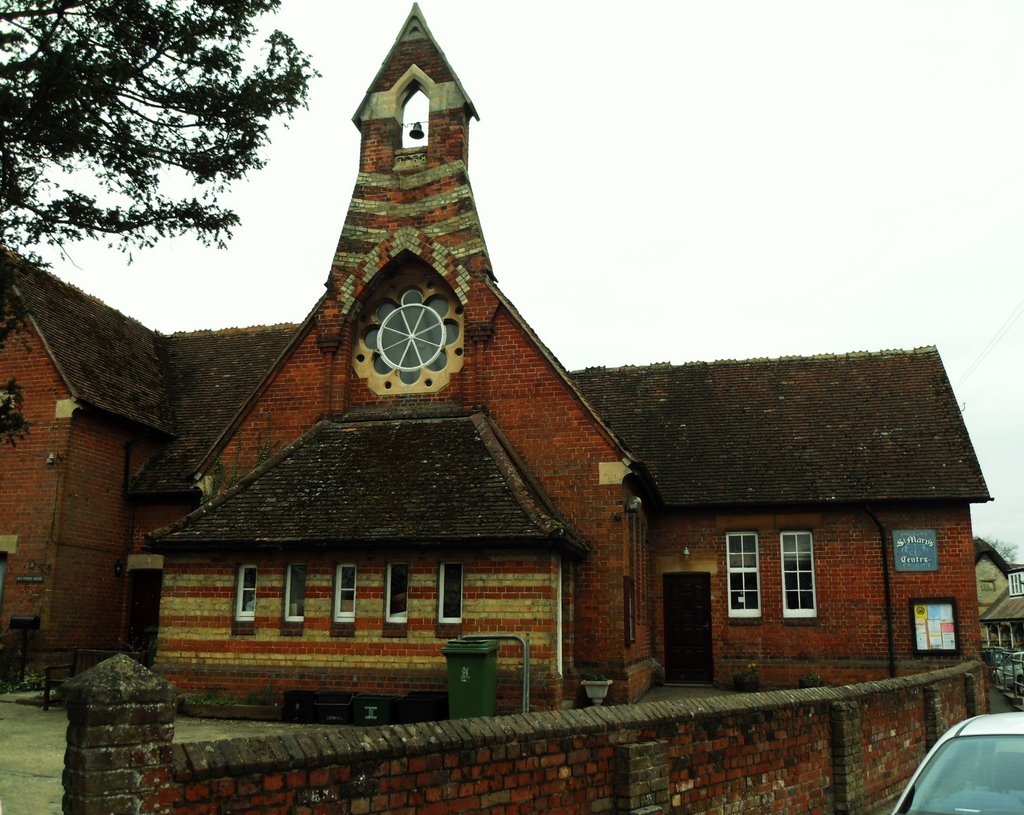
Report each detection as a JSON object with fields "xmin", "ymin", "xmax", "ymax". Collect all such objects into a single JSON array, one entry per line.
[
  {"xmin": 458, "ymin": 633, "xmax": 530, "ymax": 714},
  {"xmin": 865, "ymin": 505, "xmax": 897, "ymax": 678}
]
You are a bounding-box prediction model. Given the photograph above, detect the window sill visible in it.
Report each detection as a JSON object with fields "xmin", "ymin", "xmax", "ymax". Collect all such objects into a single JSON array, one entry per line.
[
  {"xmin": 728, "ymin": 617, "xmax": 762, "ymax": 626},
  {"xmin": 232, "ymin": 620, "xmax": 255, "ymax": 636},
  {"xmin": 280, "ymin": 620, "xmax": 304, "ymax": 637},
  {"xmin": 330, "ymin": 621, "xmax": 356, "ymax": 638}
]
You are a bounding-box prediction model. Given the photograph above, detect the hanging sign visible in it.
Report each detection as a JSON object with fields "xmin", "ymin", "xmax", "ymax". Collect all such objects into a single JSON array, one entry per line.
[{"xmin": 893, "ymin": 529, "xmax": 938, "ymax": 572}]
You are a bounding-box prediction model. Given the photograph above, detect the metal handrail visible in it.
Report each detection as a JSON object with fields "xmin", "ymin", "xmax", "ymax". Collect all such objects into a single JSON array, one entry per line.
[{"xmin": 457, "ymin": 633, "xmax": 531, "ymax": 713}]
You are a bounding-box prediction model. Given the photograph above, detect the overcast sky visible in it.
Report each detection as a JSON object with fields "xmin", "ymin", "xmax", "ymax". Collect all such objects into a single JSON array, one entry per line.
[{"xmin": 39, "ymin": 2, "xmax": 1024, "ymax": 552}]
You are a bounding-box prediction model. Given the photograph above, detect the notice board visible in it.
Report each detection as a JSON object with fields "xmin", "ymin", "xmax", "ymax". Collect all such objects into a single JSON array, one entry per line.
[{"xmin": 910, "ymin": 598, "xmax": 958, "ymax": 655}]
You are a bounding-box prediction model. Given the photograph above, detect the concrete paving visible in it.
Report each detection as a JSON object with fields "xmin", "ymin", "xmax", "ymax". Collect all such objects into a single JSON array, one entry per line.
[
  {"xmin": 0, "ymin": 685, "xmax": 1019, "ymax": 815},
  {"xmin": 0, "ymin": 694, "xmax": 306, "ymax": 815}
]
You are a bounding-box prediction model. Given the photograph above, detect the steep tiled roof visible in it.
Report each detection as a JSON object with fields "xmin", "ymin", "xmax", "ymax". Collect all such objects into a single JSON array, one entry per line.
[
  {"xmin": 129, "ymin": 325, "xmax": 298, "ymax": 495},
  {"xmin": 981, "ymin": 588, "xmax": 1024, "ymax": 623},
  {"xmin": 148, "ymin": 416, "xmax": 586, "ymax": 554},
  {"xmin": 573, "ymin": 348, "xmax": 989, "ymax": 507},
  {"xmin": 975, "ymin": 537, "xmax": 1012, "ymax": 575},
  {"xmin": 12, "ymin": 261, "xmax": 297, "ymax": 493},
  {"xmin": 13, "ymin": 261, "xmax": 175, "ymax": 433}
]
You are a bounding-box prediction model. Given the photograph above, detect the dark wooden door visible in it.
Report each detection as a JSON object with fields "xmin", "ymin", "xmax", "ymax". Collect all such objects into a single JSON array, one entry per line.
[
  {"xmin": 127, "ymin": 570, "xmax": 162, "ymax": 661},
  {"xmin": 663, "ymin": 573, "xmax": 713, "ymax": 683}
]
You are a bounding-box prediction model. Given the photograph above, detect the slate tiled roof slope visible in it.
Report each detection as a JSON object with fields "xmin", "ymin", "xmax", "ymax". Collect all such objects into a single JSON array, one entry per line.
[
  {"xmin": 573, "ymin": 348, "xmax": 989, "ymax": 507},
  {"xmin": 981, "ymin": 589, "xmax": 1024, "ymax": 623},
  {"xmin": 129, "ymin": 325, "xmax": 298, "ymax": 495},
  {"xmin": 13, "ymin": 260, "xmax": 175, "ymax": 433},
  {"xmin": 149, "ymin": 416, "xmax": 586, "ymax": 554},
  {"xmin": 11, "ymin": 261, "xmax": 298, "ymax": 494}
]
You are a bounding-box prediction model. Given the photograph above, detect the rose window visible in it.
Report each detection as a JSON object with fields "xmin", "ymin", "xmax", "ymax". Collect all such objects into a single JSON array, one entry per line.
[{"xmin": 353, "ymin": 282, "xmax": 464, "ymax": 394}]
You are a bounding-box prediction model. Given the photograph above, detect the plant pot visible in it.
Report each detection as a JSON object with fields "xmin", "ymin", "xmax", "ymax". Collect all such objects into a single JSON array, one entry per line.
[
  {"xmin": 581, "ymin": 679, "xmax": 613, "ymax": 705},
  {"xmin": 733, "ymin": 676, "xmax": 759, "ymax": 692}
]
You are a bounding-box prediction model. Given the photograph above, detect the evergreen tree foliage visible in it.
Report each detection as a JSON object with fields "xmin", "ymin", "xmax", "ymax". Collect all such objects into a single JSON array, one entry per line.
[{"xmin": 0, "ymin": 0, "xmax": 314, "ymax": 441}]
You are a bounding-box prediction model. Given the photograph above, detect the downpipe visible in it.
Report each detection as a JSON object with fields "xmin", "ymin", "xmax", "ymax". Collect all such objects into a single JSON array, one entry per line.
[{"xmin": 865, "ymin": 504, "xmax": 898, "ymax": 678}]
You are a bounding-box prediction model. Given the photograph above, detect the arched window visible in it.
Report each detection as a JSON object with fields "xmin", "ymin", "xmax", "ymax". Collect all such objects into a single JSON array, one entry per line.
[{"xmin": 401, "ymin": 87, "xmax": 429, "ymax": 147}]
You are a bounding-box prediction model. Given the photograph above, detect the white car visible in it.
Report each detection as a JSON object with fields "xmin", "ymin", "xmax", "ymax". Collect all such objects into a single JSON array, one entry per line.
[{"xmin": 890, "ymin": 712, "xmax": 1024, "ymax": 814}]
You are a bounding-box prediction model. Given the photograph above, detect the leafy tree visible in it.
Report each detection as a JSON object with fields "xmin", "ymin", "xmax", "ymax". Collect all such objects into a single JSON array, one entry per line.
[{"xmin": 0, "ymin": 0, "xmax": 314, "ymax": 442}]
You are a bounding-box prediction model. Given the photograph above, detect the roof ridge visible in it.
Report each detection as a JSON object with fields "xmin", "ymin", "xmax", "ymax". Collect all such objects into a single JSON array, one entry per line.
[
  {"xmin": 162, "ymin": 323, "xmax": 299, "ymax": 338},
  {"xmin": 17, "ymin": 261, "xmax": 156, "ymax": 335},
  {"xmin": 574, "ymin": 346, "xmax": 940, "ymax": 375}
]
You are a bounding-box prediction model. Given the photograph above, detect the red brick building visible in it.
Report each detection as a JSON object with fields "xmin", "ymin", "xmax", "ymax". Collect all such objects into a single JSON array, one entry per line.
[{"xmin": 0, "ymin": 6, "xmax": 989, "ymax": 708}]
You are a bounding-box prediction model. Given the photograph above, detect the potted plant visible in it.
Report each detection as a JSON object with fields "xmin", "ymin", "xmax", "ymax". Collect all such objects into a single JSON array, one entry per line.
[
  {"xmin": 798, "ymin": 671, "xmax": 825, "ymax": 688},
  {"xmin": 580, "ymin": 673, "xmax": 613, "ymax": 706},
  {"xmin": 733, "ymin": 662, "xmax": 760, "ymax": 692}
]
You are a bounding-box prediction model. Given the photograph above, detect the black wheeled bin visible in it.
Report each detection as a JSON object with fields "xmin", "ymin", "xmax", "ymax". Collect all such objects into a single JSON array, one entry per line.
[
  {"xmin": 282, "ymin": 690, "xmax": 317, "ymax": 723},
  {"xmin": 353, "ymin": 693, "xmax": 399, "ymax": 725},
  {"xmin": 397, "ymin": 691, "xmax": 449, "ymax": 723},
  {"xmin": 316, "ymin": 691, "xmax": 354, "ymax": 724}
]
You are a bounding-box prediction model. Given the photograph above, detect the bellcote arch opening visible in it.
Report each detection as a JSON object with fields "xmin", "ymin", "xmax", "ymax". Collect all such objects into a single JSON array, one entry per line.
[{"xmin": 401, "ymin": 86, "xmax": 429, "ymax": 147}]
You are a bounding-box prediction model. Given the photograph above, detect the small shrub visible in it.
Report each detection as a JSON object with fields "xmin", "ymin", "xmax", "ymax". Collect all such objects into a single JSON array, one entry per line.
[
  {"xmin": 189, "ymin": 689, "xmax": 243, "ymax": 706},
  {"xmin": 0, "ymin": 667, "xmax": 44, "ymax": 693}
]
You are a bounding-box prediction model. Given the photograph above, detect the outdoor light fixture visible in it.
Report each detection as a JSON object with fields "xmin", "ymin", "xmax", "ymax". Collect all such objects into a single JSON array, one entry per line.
[
  {"xmin": 683, "ymin": 547, "xmax": 691, "ymax": 558},
  {"xmin": 113, "ymin": 560, "xmax": 123, "ymax": 578}
]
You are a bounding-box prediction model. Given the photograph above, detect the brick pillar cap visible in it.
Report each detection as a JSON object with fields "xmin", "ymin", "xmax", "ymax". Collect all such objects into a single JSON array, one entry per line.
[{"xmin": 62, "ymin": 654, "xmax": 176, "ymax": 705}]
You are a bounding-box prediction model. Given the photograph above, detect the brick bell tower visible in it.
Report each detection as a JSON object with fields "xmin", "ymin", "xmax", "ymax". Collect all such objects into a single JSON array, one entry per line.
[{"xmin": 317, "ymin": 4, "xmax": 496, "ymax": 404}]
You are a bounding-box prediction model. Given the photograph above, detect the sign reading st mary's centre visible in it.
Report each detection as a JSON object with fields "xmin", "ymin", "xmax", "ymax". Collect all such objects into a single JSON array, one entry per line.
[{"xmin": 893, "ymin": 529, "xmax": 939, "ymax": 572}]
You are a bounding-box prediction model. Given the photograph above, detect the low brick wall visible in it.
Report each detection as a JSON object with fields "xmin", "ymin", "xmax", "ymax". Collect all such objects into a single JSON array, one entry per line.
[{"xmin": 62, "ymin": 656, "xmax": 986, "ymax": 815}]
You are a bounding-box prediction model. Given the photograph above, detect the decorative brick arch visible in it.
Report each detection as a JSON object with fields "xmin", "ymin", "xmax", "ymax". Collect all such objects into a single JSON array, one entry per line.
[{"xmin": 345, "ymin": 227, "xmax": 471, "ymax": 315}]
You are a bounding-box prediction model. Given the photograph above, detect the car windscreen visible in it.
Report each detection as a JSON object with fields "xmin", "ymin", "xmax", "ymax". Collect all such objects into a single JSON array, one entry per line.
[{"xmin": 901, "ymin": 735, "xmax": 1024, "ymax": 815}]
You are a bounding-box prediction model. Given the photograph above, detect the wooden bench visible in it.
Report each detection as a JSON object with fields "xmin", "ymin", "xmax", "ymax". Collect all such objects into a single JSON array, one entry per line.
[{"xmin": 42, "ymin": 649, "xmax": 144, "ymax": 710}]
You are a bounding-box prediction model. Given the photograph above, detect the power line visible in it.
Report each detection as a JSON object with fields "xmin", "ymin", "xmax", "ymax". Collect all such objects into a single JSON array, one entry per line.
[{"xmin": 956, "ymin": 293, "xmax": 1024, "ymax": 390}]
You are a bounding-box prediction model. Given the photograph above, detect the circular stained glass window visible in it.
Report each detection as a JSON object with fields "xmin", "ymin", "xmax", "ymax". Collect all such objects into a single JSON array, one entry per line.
[{"xmin": 376, "ymin": 290, "xmax": 446, "ymax": 372}]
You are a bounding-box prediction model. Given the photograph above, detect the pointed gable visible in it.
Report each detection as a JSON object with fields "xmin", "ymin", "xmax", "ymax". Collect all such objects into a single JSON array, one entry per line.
[
  {"xmin": 9, "ymin": 258, "xmax": 301, "ymax": 494},
  {"xmin": 12, "ymin": 261, "xmax": 174, "ymax": 433},
  {"xmin": 574, "ymin": 348, "xmax": 989, "ymax": 506},
  {"xmin": 353, "ymin": 3, "xmax": 477, "ymax": 126}
]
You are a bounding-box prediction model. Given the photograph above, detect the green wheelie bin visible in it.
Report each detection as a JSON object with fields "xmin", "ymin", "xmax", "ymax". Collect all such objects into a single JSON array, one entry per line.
[{"xmin": 441, "ymin": 639, "xmax": 499, "ymax": 718}]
